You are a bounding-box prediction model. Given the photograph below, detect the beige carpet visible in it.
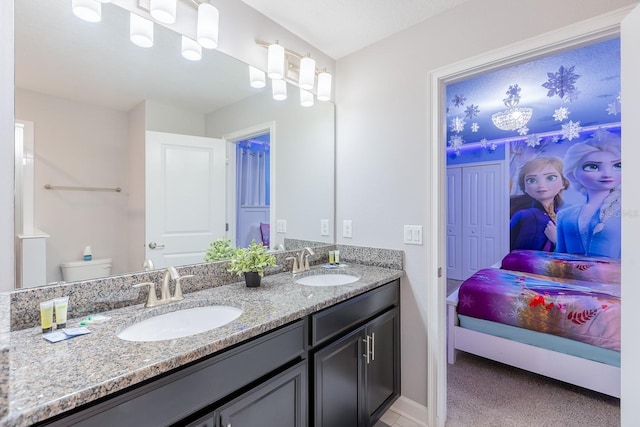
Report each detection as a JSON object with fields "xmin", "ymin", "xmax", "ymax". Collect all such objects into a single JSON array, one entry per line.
[{"xmin": 446, "ymin": 352, "xmax": 620, "ymax": 426}]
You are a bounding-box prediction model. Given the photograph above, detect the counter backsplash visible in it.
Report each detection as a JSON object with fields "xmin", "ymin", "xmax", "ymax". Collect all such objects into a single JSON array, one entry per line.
[{"xmin": 7, "ymin": 243, "xmax": 403, "ymax": 331}]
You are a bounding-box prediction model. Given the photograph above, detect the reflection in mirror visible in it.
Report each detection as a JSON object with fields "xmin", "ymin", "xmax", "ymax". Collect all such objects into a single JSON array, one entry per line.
[{"xmin": 14, "ymin": 0, "xmax": 335, "ymax": 289}]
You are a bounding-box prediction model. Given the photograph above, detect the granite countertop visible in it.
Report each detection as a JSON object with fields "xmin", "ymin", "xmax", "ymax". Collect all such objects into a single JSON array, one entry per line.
[{"xmin": 3, "ymin": 264, "xmax": 403, "ymax": 426}]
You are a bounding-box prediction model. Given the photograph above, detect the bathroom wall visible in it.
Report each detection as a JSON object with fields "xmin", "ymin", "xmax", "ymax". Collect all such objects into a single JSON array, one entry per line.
[
  {"xmin": 15, "ymin": 89, "xmax": 130, "ymax": 283},
  {"xmin": 334, "ymin": 0, "xmax": 638, "ymax": 418}
]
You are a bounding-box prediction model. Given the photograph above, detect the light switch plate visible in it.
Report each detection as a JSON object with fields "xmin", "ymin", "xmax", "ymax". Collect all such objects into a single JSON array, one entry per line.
[
  {"xmin": 343, "ymin": 220, "xmax": 353, "ymax": 238},
  {"xmin": 276, "ymin": 219, "xmax": 287, "ymax": 233},
  {"xmin": 404, "ymin": 225, "xmax": 422, "ymax": 245},
  {"xmin": 320, "ymin": 219, "xmax": 329, "ymax": 236}
]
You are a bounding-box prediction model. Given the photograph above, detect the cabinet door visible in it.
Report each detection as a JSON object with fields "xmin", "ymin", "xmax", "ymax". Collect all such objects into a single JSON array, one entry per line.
[
  {"xmin": 313, "ymin": 328, "xmax": 363, "ymax": 427},
  {"xmin": 364, "ymin": 308, "xmax": 400, "ymax": 423},
  {"xmin": 217, "ymin": 362, "xmax": 306, "ymax": 427}
]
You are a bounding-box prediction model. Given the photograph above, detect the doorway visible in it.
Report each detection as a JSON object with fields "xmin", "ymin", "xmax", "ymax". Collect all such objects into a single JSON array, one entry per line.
[{"xmin": 428, "ymin": 12, "xmax": 629, "ymax": 427}]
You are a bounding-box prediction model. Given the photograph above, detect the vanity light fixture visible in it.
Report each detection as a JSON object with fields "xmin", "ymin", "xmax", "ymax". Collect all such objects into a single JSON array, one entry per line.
[
  {"xmin": 300, "ymin": 89, "xmax": 314, "ymax": 107},
  {"xmin": 268, "ymin": 42, "xmax": 286, "ymax": 80},
  {"xmin": 96, "ymin": 0, "xmax": 111, "ymax": 3},
  {"xmin": 249, "ymin": 66, "xmax": 267, "ymax": 89},
  {"xmin": 272, "ymin": 79, "xmax": 287, "ymax": 101},
  {"xmin": 317, "ymin": 70, "xmax": 332, "ymax": 101},
  {"xmin": 298, "ymin": 55, "xmax": 316, "ymax": 91},
  {"xmin": 130, "ymin": 13, "xmax": 154, "ymax": 48},
  {"xmin": 72, "ymin": 0, "xmax": 102, "ymax": 23},
  {"xmin": 197, "ymin": 2, "xmax": 219, "ymax": 49},
  {"xmin": 150, "ymin": 0, "xmax": 177, "ymax": 25},
  {"xmin": 181, "ymin": 36, "xmax": 202, "ymax": 61}
]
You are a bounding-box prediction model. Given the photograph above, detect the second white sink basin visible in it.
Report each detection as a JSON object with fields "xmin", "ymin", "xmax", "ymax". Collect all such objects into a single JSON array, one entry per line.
[
  {"xmin": 295, "ymin": 273, "xmax": 360, "ymax": 287},
  {"xmin": 117, "ymin": 305, "xmax": 243, "ymax": 342}
]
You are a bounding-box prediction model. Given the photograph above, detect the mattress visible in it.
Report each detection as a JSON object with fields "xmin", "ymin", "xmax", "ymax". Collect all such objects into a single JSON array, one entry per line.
[{"xmin": 456, "ymin": 267, "xmax": 620, "ymax": 351}]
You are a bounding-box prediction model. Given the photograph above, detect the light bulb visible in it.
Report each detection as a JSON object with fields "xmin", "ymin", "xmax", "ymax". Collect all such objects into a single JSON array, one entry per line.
[
  {"xmin": 130, "ymin": 13, "xmax": 153, "ymax": 48},
  {"xmin": 267, "ymin": 43, "xmax": 285, "ymax": 80},
  {"xmin": 197, "ymin": 3, "xmax": 219, "ymax": 49},
  {"xmin": 249, "ymin": 66, "xmax": 266, "ymax": 89},
  {"xmin": 299, "ymin": 56, "xmax": 316, "ymax": 91},
  {"xmin": 150, "ymin": 0, "xmax": 177, "ymax": 24},
  {"xmin": 182, "ymin": 36, "xmax": 202, "ymax": 61},
  {"xmin": 72, "ymin": 0, "xmax": 101, "ymax": 23}
]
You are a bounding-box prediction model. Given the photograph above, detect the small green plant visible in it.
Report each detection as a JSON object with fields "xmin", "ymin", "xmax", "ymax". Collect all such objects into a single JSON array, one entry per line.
[
  {"xmin": 228, "ymin": 240, "xmax": 277, "ymax": 278},
  {"xmin": 204, "ymin": 237, "xmax": 237, "ymax": 262}
]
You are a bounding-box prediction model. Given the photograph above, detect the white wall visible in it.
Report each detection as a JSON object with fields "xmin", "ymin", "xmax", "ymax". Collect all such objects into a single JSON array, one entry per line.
[
  {"xmin": 127, "ymin": 102, "xmax": 146, "ymax": 272},
  {"xmin": 205, "ymin": 89, "xmax": 335, "ymax": 247},
  {"xmin": 334, "ymin": 0, "xmax": 638, "ymax": 417},
  {"xmin": 145, "ymin": 100, "xmax": 206, "ymax": 137},
  {"xmin": 15, "ymin": 89, "xmax": 129, "ymax": 282}
]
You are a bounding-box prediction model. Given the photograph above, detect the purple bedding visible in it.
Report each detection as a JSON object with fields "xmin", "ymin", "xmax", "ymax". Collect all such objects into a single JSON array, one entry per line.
[
  {"xmin": 457, "ymin": 267, "xmax": 620, "ymax": 351},
  {"xmin": 501, "ymin": 250, "xmax": 621, "ymax": 284}
]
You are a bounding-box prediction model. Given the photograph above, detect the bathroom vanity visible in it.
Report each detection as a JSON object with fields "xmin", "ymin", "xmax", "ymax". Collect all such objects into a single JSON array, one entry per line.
[{"xmin": 3, "ymin": 264, "xmax": 402, "ymax": 427}]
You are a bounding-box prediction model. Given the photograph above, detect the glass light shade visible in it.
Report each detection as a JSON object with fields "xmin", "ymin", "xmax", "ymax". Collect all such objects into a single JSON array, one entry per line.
[
  {"xmin": 72, "ymin": 0, "xmax": 101, "ymax": 23},
  {"xmin": 300, "ymin": 89, "xmax": 314, "ymax": 107},
  {"xmin": 197, "ymin": 3, "xmax": 219, "ymax": 49},
  {"xmin": 317, "ymin": 71, "xmax": 332, "ymax": 101},
  {"xmin": 150, "ymin": 0, "xmax": 176, "ymax": 24},
  {"xmin": 181, "ymin": 36, "xmax": 202, "ymax": 61},
  {"xmin": 130, "ymin": 13, "xmax": 154, "ymax": 48},
  {"xmin": 299, "ymin": 56, "xmax": 316, "ymax": 90},
  {"xmin": 491, "ymin": 108, "xmax": 533, "ymax": 131},
  {"xmin": 249, "ymin": 66, "xmax": 266, "ymax": 89},
  {"xmin": 272, "ymin": 79, "xmax": 287, "ymax": 101},
  {"xmin": 267, "ymin": 43, "xmax": 285, "ymax": 80}
]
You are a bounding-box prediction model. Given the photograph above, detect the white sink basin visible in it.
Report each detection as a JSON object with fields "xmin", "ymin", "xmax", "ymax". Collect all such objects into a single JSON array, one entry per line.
[
  {"xmin": 295, "ymin": 273, "xmax": 360, "ymax": 287},
  {"xmin": 117, "ymin": 305, "xmax": 242, "ymax": 342}
]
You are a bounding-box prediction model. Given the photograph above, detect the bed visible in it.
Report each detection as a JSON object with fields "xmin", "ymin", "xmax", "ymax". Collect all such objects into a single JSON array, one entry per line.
[{"xmin": 447, "ymin": 250, "xmax": 621, "ymax": 397}]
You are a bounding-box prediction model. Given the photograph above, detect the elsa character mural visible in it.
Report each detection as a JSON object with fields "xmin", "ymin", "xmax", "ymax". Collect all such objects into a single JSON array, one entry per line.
[
  {"xmin": 556, "ymin": 131, "xmax": 621, "ymax": 258},
  {"xmin": 510, "ymin": 157, "xmax": 569, "ymax": 251}
]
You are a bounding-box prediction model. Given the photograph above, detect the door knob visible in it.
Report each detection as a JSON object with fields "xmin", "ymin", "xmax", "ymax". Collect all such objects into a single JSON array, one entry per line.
[{"xmin": 148, "ymin": 242, "xmax": 165, "ymax": 249}]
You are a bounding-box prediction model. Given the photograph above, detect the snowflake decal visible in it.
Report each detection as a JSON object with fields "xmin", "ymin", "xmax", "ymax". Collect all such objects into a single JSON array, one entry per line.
[
  {"xmin": 561, "ymin": 120, "xmax": 582, "ymax": 141},
  {"xmin": 459, "ymin": 293, "xmax": 475, "ymax": 309},
  {"xmin": 479, "ymin": 138, "xmax": 488, "ymax": 148},
  {"xmin": 517, "ymin": 126, "xmax": 529, "ymax": 136},
  {"xmin": 526, "ymin": 134, "xmax": 541, "ymax": 148},
  {"xmin": 607, "ymin": 99, "xmax": 621, "ymax": 115},
  {"xmin": 450, "ymin": 116, "xmax": 466, "ymax": 133},
  {"xmin": 552, "ymin": 135, "xmax": 561, "ymax": 144},
  {"xmin": 542, "ymin": 65, "xmax": 580, "ymax": 100},
  {"xmin": 489, "ymin": 142, "xmax": 498, "ymax": 151},
  {"xmin": 449, "ymin": 135, "xmax": 464, "ymax": 150},
  {"xmin": 464, "ymin": 104, "xmax": 480, "ymax": 119},
  {"xmin": 452, "ymin": 94, "xmax": 467, "ymax": 107},
  {"xmin": 553, "ymin": 107, "xmax": 570, "ymax": 122},
  {"xmin": 471, "ymin": 122, "xmax": 480, "ymax": 132}
]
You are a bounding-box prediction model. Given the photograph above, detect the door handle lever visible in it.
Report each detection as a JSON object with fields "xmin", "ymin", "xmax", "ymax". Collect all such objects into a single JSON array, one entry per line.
[{"xmin": 148, "ymin": 242, "xmax": 165, "ymax": 249}]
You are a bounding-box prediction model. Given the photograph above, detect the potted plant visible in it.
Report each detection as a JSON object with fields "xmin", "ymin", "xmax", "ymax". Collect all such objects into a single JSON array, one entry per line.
[
  {"xmin": 204, "ymin": 237, "xmax": 237, "ymax": 262},
  {"xmin": 228, "ymin": 240, "xmax": 277, "ymax": 287}
]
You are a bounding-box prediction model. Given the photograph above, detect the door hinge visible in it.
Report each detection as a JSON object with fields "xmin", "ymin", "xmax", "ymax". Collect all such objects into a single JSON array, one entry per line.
[
  {"xmin": 438, "ymin": 267, "xmax": 443, "ymax": 278},
  {"xmin": 225, "ymin": 223, "xmax": 229, "ymax": 232}
]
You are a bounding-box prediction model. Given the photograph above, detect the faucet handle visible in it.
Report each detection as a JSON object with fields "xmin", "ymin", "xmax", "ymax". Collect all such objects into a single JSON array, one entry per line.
[
  {"xmin": 304, "ymin": 254, "xmax": 311, "ymax": 271},
  {"xmin": 286, "ymin": 256, "xmax": 300, "ymax": 273},
  {"xmin": 133, "ymin": 282, "xmax": 158, "ymax": 307},
  {"xmin": 172, "ymin": 274, "xmax": 194, "ymax": 301}
]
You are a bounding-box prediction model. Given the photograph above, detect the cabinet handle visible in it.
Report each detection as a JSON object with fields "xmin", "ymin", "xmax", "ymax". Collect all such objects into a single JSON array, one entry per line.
[
  {"xmin": 370, "ymin": 332, "xmax": 375, "ymax": 362},
  {"xmin": 362, "ymin": 336, "xmax": 371, "ymax": 364}
]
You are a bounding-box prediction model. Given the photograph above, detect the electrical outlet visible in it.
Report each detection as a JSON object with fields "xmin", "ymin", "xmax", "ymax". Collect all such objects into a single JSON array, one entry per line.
[
  {"xmin": 276, "ymin": 219, "xmax": 287, "ymax": 233},
  {"xmin": 343, "ymin": 220, "xmax": 353, "ymax": 238},
  {"xmin": 320, "ymin": 219, "xmax": 329, "ymax": 236}
]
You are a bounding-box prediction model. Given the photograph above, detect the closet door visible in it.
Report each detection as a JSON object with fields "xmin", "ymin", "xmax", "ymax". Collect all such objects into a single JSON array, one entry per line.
[
  {"xmin": 461, "ymin": 163, "xmax": 503, "ymax": 279},
  {"xmin": 446, "ymin": 167, "xmax": 463, "ymax": 280}
]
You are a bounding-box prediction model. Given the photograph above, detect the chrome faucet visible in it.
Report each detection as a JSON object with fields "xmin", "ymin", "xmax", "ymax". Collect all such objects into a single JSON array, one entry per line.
[{"xmin": 133, "ymin": 267, "xmax": 194, "ymax": 308}]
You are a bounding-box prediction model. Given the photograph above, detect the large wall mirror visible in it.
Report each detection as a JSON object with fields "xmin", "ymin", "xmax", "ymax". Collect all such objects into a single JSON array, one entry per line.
[{"xmin": 14, "ymin": 0, "xmax": 335, "ymax": 289}]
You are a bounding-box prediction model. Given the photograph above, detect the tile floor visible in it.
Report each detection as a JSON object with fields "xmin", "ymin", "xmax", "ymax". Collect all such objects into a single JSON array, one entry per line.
[{"xmin": 376, "ymin": 408, "xmax": 421, "ymax": 427}]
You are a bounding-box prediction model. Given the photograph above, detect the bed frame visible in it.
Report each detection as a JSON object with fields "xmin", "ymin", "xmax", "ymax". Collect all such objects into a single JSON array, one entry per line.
[{"xmin": 447, "ymin": 289, "xmax": 620, "ymax": 398}]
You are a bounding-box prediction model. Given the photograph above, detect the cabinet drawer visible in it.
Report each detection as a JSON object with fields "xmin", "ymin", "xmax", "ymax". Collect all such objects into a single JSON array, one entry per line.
[
  {"xmin": 310, "ymin": 280, "xmax": 399, "ymax": 347},
  {"xmin": 50, "ymin": 320, "xmax": 305, "ymax": 427}
]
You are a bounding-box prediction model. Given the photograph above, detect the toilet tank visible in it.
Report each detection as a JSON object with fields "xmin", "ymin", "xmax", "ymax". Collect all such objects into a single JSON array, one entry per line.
[{"xmin": 60, "ymin": 258, "xmax": 112, "ymax": 282}]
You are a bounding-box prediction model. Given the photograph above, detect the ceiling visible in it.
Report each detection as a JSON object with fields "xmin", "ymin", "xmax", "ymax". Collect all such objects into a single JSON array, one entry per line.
[{"xmin": 238, "ymin": 0, "xmax": 474, "ymax": 59}]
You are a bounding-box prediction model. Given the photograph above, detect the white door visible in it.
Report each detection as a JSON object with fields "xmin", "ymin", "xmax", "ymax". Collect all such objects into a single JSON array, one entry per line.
[
  {"xmin": 447, "ymin": 163, "xmax": 505, "ymax": 280},
  {"xmin": 446, "ymin": 167, "xmax": 462, "ymax": 279},
  {"xmin": 145, "ymin": 131, "xmax": 226, "ymax": 268}
]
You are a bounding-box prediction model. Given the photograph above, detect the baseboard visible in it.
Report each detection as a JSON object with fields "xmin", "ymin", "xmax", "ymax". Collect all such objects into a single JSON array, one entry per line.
[{"xmin": 390, "ymin": 396, "xmax": 428, "ymax": 426}]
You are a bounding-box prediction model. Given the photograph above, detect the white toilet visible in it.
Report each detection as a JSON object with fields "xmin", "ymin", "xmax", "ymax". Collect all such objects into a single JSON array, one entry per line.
[{"xmin": 60, "ymin": 258, "xmax": 112, "ymax": 282}]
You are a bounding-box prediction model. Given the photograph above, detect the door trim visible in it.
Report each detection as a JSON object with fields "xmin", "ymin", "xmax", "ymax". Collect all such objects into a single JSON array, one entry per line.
[{"xmin": 428, "ymin": 8, "xmax": 630, "ymax": 426}]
